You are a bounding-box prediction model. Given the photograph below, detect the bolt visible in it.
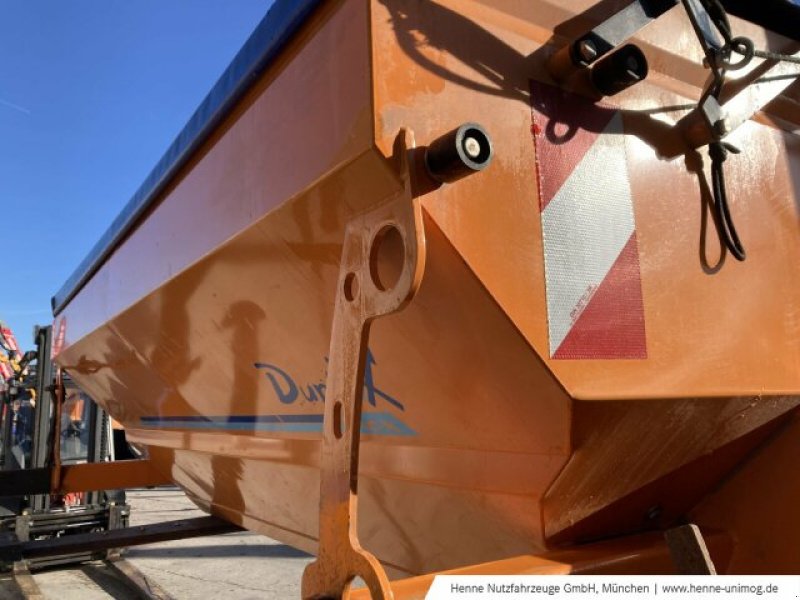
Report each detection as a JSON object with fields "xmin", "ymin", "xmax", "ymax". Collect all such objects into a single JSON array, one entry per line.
[
  {"xmin": 463, "ymin": 136, "xmax": 481, "ymax": 159},
  {"xmin": 577, "ymin": 39, "xmax": 598, "ymax": 63}
]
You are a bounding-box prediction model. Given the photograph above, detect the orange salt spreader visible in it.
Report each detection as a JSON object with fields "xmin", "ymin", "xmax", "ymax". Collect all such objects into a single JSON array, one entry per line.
[{"xmin": 49, "ymin": 0, "xmax": 800, "ymax": 597}]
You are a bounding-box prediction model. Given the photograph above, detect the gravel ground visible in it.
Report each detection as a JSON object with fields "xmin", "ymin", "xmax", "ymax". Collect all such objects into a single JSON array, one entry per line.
[{"xmin": 0, "ymin": 487, "xmax": 312, "ymax": 599}]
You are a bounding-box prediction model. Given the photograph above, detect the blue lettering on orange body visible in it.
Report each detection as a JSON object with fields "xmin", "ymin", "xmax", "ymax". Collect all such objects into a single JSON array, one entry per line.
[{"xmin": 254, "ymin": 349, "xmax": 403, "ymax": 411}]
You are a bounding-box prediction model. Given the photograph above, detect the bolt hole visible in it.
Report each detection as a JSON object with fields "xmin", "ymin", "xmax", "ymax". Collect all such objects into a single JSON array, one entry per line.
[
  {"xmin": 333, "ymin": 402, "xmax": 344, "ymax": 439},
  {"xmin": 369, "ymin": 225, "xmax": 405, "ymax": 293},
  {"xmin": 343, "ymin": 272, "xmax": 359, "ymax": 302}
]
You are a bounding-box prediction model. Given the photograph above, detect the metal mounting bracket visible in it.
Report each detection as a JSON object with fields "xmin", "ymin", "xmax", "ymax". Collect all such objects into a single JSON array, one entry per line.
[
  {"xmin": 676, "ymin": 49, "xmax": 800, "ymax": 149},
  {"xmin": 548, "ymin": 0, "xmax": 677, "ymax": 81},
  {"xmin": 302, "ymin": 130, "xmax": 427, "ymax": 600},
  {"xmin": 665, "ymin": 523, "xmax": 717, "ymax": 574},
  {"xmin": 548, "ymin": 0, "xmax": 799, "ymax": 152}
]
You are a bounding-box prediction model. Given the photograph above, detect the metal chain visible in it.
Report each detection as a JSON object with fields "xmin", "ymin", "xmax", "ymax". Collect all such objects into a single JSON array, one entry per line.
[{"xmin": 723, "ymin": 35, "xmax": 800, "ymax": 70}]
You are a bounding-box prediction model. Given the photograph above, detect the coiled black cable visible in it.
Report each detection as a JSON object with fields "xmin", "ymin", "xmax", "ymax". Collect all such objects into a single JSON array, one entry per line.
[
  {"xmin": 709, "ymin": 141, "xmax": 746, "ymax": 261},
  {"xmin": 687, "ymin": 0, "xmax": 799, "ymax": 262}
]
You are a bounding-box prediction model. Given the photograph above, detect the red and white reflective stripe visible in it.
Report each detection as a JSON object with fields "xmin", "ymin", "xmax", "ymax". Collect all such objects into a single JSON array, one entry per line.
[
  {"xmin": 0, "ymin": 361, "xmax": 12, "ymax": 380},
  {"xmin": 0, "ymin": 324, "xmax": 21, "ymax": 357},
  {"xmin": 531, "ymin": 81, "xmax": 646, "ymax": 360},
  {"xmin": 52, "ymin": 316, "xmax": 67, "ymax": 359}
]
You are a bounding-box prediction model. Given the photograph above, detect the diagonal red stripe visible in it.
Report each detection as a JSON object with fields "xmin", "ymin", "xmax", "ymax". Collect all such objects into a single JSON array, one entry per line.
[
  {"xmin": 530, "ymin": 81, "xmax": 618, "ymax": 211},
  {"xmin": 553, "ymin": 232, "xmax": 647, "ymax": 360}
]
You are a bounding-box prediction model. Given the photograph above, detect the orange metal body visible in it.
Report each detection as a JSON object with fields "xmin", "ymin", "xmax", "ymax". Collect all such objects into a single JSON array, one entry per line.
[
  {"xmin": 52, "ymin": 0, "xmax": 800, "ymax": 589},
  {"xmin": 57, "ymin": 460, "xmax": 171, "ymax": 494}
]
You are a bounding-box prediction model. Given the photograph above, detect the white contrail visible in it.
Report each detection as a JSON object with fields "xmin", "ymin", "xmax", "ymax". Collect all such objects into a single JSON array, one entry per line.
[{"xmin": 0, "ymin": 98, "xmax": 31, "ymax": 115}]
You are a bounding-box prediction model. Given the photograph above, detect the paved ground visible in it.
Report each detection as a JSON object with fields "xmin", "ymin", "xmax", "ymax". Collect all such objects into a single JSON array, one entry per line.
[{"xmin": 0, "ymin": 487, "xmax": 313, "ymax": 599}]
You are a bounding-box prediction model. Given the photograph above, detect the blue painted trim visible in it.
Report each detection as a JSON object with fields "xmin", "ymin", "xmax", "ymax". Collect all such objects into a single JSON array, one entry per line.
[
  {"xmin": 139, "ymin": 412, "xmax": 416, "ymax": 436},
  {"xmin": 52, "ymin": 0, "xmax": 324, "ymax": 315}
]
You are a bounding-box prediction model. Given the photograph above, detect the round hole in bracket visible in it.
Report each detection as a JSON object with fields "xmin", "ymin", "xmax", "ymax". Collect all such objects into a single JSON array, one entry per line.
[
  {"xmin": 369, "ymin": 224, "xmax": 405, "ymax": 292},
  {"xmin": 333, "ymin": 402, "xmax": 344, "ymax": 439},
  {"xmin": 343, "ymin": 272, "xmax": 359, "ymax": 302}
]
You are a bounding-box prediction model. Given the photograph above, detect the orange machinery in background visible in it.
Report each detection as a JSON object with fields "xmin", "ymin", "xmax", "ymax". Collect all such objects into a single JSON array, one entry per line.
[{"xmin": 49, "ymin": 0, "xmax": 800, "ymax": 597}]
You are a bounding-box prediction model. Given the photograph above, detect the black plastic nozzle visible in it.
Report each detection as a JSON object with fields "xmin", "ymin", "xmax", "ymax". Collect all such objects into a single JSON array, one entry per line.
[
  {"xmin": 590, "ymin": 44, "xmax": 648, "ymax": 96},
  {"xmin": 424, "ymin": 123, "xmax": 493, "ymax": 184}
]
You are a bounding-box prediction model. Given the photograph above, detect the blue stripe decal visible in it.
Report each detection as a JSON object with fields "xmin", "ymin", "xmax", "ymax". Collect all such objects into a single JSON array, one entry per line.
[{"xmin": 139, "ymin": 413, "xmax": 415, "ymax": 436}]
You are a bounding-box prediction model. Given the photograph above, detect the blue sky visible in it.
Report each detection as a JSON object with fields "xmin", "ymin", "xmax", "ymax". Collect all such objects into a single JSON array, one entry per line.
[{"xmin": 0, "ymin": 1, "xmax": 274, "ymax": 350}]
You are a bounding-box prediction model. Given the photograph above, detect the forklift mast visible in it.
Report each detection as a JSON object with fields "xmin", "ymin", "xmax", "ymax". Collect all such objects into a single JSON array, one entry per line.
[{"xmin": 0, "ymin": 324, "xmax": 130, "ymax": 570}]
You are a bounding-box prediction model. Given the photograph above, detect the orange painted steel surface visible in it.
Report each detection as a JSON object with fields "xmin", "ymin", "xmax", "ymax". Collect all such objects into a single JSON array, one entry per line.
[
  {"xmin": 52, "ymin": 0, "xmax": 800, "ymax": 591},
  {"xmin": 349, "ymin": 532, "xmax": 734, "ymax": 599},
  {"xmin": 57, "ymin": 460, "xmax": 171, "ymax": 494}
]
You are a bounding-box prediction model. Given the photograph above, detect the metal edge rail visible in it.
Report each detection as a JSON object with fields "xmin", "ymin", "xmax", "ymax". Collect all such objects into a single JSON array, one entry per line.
[
  {"xmin": 0, "ymin": 516, "xmax": 241, "ymax": 564},
  {"xmin": 51, "ymin": 0, "xmax": 324, "ymax": 315}
]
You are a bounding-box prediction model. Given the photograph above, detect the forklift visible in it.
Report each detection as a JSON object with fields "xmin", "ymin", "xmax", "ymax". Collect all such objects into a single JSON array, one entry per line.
[
  {"xmin": 0, "ymin": 325, "xmax": 236, "ymax": 598},
  {"xmin": 0, "ymin": 325, "xmax": 130, "ymax": 571}
]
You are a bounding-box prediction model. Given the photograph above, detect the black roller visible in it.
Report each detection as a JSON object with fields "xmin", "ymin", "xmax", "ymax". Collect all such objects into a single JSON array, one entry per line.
[
  {"xmin": 424, "ymin": 123, "xmax": 493, "ymax": 184},
  {"xmin": 590, "ymin": 44, "xmax": 648, "ymax": 96}
]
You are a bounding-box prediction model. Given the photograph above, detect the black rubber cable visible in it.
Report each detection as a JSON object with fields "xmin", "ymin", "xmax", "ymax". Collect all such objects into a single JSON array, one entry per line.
[
  {"xmin": 688, "ymin": 0, "xmax": 799, "ymax": 262},
  {"xmin": 709, "ymin": 142, "xmax": 746, "ymax": 261}
]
